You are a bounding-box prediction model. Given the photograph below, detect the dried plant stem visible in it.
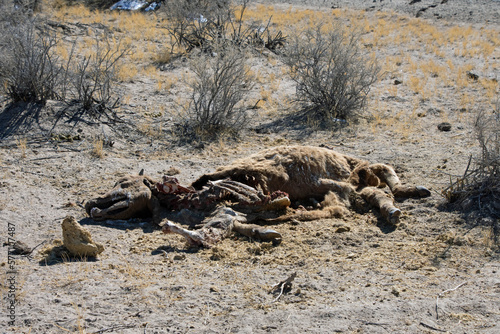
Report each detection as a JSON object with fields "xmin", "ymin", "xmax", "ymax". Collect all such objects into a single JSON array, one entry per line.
[{"xmin": 435, "ymin": 282, "xmax": 467, "ymax": 320}]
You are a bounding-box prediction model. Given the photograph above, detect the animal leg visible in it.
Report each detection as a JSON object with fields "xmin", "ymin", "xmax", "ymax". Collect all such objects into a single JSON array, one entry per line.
[
  {"xmin": 369, "ymin": 164, "xmax": 431, "ymax": 198},
  {"xmin": 265, "ymin": 180, "xmax": 353, "ymax": 222},
  {"xmin": 316, "ymin": 179, "xmax": 354, "ymax": 200},
  {"xmin": 148, "ymin": 195, "xmax": 163, "ymax": 225},
  {"xmin": 265, "ymin": 189, "xmax": 349, "ymax": 223},
  {"xmin": 359, "ymin": 187, "xmax": 401, "ymax": 224},
  {"xmin": 162, "ymin": 221, "xmax": 205, "ymax": 246},
  {"xmin": 233, "ymin": 221, "xmax": 282, "ymax": 242},
  {"xmin": 162, "ymin": 207, "xmax": 240, "ymax": 247}
]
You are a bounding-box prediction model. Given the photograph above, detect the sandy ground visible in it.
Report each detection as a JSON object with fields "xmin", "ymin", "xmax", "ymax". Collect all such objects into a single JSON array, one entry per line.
[
  {"xmin": 264, "ymin": 0, "xmax": 500, "ymax": 24},
  {"xmin": 0, "ymin": 0, "xmax": 499, "ymax": 333}
]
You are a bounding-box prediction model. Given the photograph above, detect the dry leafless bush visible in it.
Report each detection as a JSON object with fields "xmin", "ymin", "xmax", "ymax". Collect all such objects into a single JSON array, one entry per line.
[
  {"xmin": 81, "ymin": 0, "xmax": 117, "ymax": 10},
  {"xmin": 444, "ymin": 98, "xmax": 500, "ymax": 241},
  {"xmin": 0, "ymin": 2, "xmax": 127, "ymax": 119},
  {"xmin": 11, "ymin": 0, "xmax": 41, "ymax": 13},
  {"xmin": 283, "ymin": 24, "xmax": 380, "ymax": 128},
  {"xmin": 163, "ymin": 0, "xmax": 285, "ymax": 53},
  {"xmin": 177, "ymin": 45, "xmax": 252, "ymax": 140},
  {"xmin": 0, "ymin": 7, "xmax": 64, "ymax": 104},
  {"xmin": 68, "ymin": 35, "xmax": 129, "ymax": 119}
]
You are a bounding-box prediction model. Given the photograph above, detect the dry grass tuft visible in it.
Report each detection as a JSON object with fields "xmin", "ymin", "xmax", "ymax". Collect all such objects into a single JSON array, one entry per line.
[
  {"xmin": 91, "ymin": 138, "xmax": 104, "ymax": 158},
  {"xmin": 16, "ymin": 139, "xmax": 27, "ymax": 158}
]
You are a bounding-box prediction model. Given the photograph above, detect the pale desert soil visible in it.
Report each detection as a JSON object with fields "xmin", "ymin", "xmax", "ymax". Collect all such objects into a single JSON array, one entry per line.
[{"xmin": 0, "ymin": 1, "xmax": 499, "ymax": 333}]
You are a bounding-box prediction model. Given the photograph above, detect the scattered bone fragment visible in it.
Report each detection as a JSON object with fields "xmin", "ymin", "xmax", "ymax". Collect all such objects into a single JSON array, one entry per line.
[
  {"xmin": 62, "ymin": 216, "xmax": 104, "ymax": 257},
  {"xmin": 270, "ymin": 272, "xmax": 297, "ymax": 302},
  {"xmin": 4, "ymin": 240, "xmax": 32, "ymax": 255}
]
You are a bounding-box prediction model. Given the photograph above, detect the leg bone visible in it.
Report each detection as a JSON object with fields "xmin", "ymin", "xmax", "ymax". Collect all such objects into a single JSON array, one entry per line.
[{"xmin": 162, "ymin": 221, "xmax": 205, "ymax": 246}]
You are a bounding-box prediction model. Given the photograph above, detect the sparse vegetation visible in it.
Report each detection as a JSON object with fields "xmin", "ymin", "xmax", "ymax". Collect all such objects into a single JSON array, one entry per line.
[
  {"xmin": 163, "ymin": 0, "xmax": 285, "ymax": 53},
  {"xmin": 444, "ymin": 97, "xmax": 500, "ymax": 241},
  {"xmin": 91, "ymin": 138, "xmax": 104, "ymax": 158},
  {"xmin": 69, "ymin": 35, "xmax": 129, "ymax": 119},
  {"xmin": 1, "ymin": 1, "xmax": 500, "ymax": 332},
  {"xmin": 178, "ymin": 45, "xmax": 252, "ymax": 139},
  {"xmin": 0, "ymin": 15, "xmax": 64, "ymax": 103},
  {"xmin": 283, "ymin": 23, "xmax": 380, "ymax": 127},
  {"xmin": 0, "ymin": 3, "xmax": 128, "ymax": 119},
  {"xmin": 17, "ymin": 138, "xmax": 28, "ymax": 158}
]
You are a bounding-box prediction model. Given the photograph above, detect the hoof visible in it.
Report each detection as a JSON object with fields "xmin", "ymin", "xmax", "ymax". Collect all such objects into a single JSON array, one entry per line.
[
  {"xmin": 388, "ymin": 208, "xmax": 401, "ymax": 225},
  {"xmin": 255, "ymin": 229, "xmax": 282, "ymax": 242},
  {"xmin": 90, "ymin": 207, "xmax": 102, "ymax": 220},
  {"xmin": 416, "ymin": 186, "xmax": 431, "ymax": 198},
  {"xmin": 394, "ymin": 185, "xmax": 431, "ymax": 198}
]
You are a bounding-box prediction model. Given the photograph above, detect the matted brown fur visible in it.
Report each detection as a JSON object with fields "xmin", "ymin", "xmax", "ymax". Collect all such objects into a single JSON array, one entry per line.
[
  {"xmin": 193, "ymin": 145, "xmax": 370, "ymax": 200},
  {"xmin": 193, "ymin": 145, "xmax": 430, "ymax": 223}
]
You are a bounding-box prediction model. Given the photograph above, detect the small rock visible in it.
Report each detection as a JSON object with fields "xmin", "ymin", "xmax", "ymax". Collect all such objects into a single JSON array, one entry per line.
[
  {"xmin": 335, "ymin": 226, "xmax": 351, "ymax": 233},
  {"xmin": 173, "ymin": 254, "xmax": 186, "ymax": 261},
  {"xmin": 427, "ymin": 108, "xmax": 442, "ymax": 115},
  {"xmin": 165, "ymin": 167, "xmax": 181, "ymax": 176},
  {"xmin": 394, "ymin": 79, "xmax": 403, "ymax": 85},
  {"xmin": 6, "ymin": 240, "xmax": 32, "ymax": 255},
  {"xmin": 391, "ymin": 287, "xmax": 401, "ymax": 297},
  {"xmin": 422, "ymin": 266, "xmax": 437, "ymax": 272},
  {"xmin": 466, "ymin": 71, "xmax": 479, "ymax": 81},
  {"xmin": 437, "ymin": 122, "xmax": 452, "ymax": 131}
]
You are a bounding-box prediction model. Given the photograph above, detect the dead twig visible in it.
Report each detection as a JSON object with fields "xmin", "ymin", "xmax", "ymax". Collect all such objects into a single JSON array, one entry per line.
[
  {"xmin": 91, "ymin": 324, "xmax": 135, "ymax": 334},
  {"xmin": 435, "ymin": 281, "xmax": 468, "ymax": 320},
  {"xmin": 270, "ymin": 272, "xmax": 296, "ymax": 302},
  {"xmin": 357, "ymin": 319, "xmax": 390, "ymax": 326},
  {"xmin": 22, "ymin": 240, "xmax": 46, "ymax": 261},
  {"xmin": 419, "ymin": 322, "xmax": 446, "ymax": 332}
]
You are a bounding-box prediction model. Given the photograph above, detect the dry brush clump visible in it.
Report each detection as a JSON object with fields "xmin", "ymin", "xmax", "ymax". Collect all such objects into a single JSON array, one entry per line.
[
  {"xmin": 283, "ymin": 23, "xmax": 380, "ymax": 128},
  {"xmin": 68, "ymin": 35, "xmax": 129, "ymax": 119},
  {"xmin": 444, "ymin": 99, "xmax": 500, "ymax": 241},
  {"xmin": 163, "ymin": 0, "xmax": 285, "ymax": 53},
  {"xmin": 0, "ymin": 3, "xmax": 128, "ymax": 119},
  {"xmin": 0, "ymin": 9, "xmax": 63, "ymax": 104},
  {"xmin": 176, "ymin": 45, "xmax": 253, "ymax": 140}
]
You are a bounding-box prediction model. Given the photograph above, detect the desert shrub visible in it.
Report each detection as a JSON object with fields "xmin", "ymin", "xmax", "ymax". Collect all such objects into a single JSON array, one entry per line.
[
  {"xmin": 283, "ymin": 23, "xmax": 380, "ymax": 127},
  {"xmin": 163, "ymin": 0, "xmax": 285, "ymax": 53},
  {"xmin": 445, "ymin": 100, "xmax": 500, "ymax": 212},
  {"xmin": 178, "ymin": 45, "xmax": 252, "ymax": 139},
  {"xmin": 0, "ymin": 6, "xmax": 127, "ymax": 119},
  {"xmin": 444, "ymin": 98, "xmax": 500, "ymax": 242},
  {"xmin": 68, "ymin": 35, "xmax": 129, "ymax": 118},
  {"xmin": 12, "ymin": 0, "xmax": 41, "ymax": 13},
  {"xmin": 163, "ymin": 0, "xmax": 230, "ymax": 52},
  {"xmin": 82, "ymin": 0, "xmax": 117, "ymax": 10},
  {"xmin": 0, "ymin": 16, "xmax": 63, "ymax": 103}
]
